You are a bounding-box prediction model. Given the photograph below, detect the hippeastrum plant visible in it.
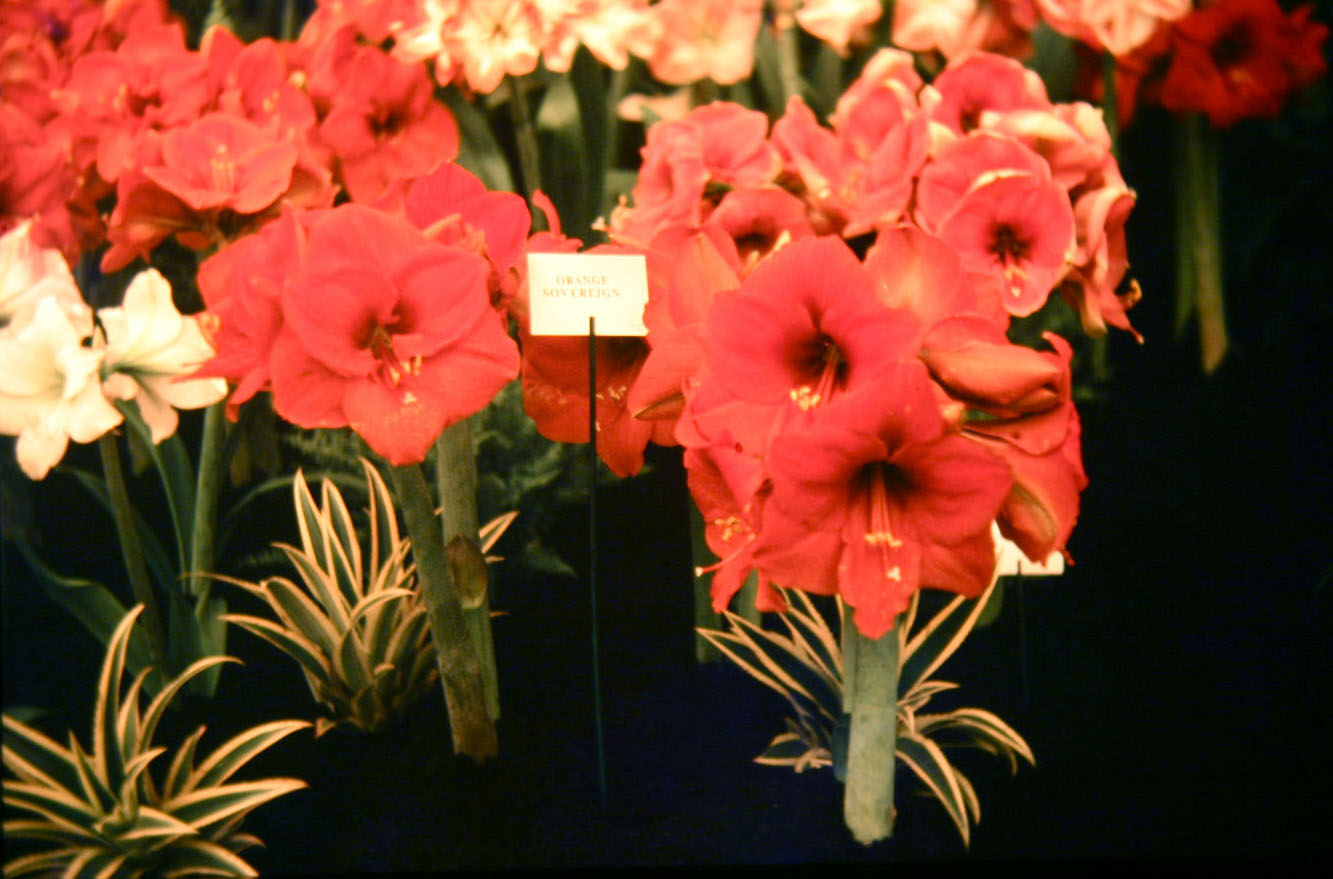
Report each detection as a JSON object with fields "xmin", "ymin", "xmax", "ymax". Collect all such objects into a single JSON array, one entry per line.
[
  {"xmin": 213, "ymin": 458, "xmax": 515, "ymax": 736},
  {"xmin": 698, "ymin": 571, "xmax": 1032, "ymax": 848},
  {"xmin": 2, "ymin": 606, "xmax": 308, "ymax": 879}
]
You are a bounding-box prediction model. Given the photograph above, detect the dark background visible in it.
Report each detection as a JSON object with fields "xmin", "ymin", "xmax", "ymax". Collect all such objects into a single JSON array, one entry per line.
[{"xmin": 4, "ymin": 43, "xmax": 1333, "ymax": 878}]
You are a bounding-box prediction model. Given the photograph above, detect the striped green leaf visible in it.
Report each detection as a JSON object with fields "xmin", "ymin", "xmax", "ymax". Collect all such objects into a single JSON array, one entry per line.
[
  {"xmin": 896, "ymin": 733, "xmax": 972, "ymax": 847},
  {"xmin": 184, "ymin": 721, "xmax": 310, "ymax": 792},
  {"xmin": 158, "ymin": 836, "xmax": 259, "ymax": 878},
  {"xmin": 162, "ymin": 778, "xmax": 307, "ymax": 831}
]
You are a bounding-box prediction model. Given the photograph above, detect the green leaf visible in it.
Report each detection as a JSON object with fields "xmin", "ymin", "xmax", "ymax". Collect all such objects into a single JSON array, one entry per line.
[
  {"xmin": 10, "ymin": 539, "xmax": 153, "ymax": 681},
  {"xmin": 116, "ymin": 400, "xmax": 195, "ymax": 570},
  {"xmin": 3, "ymin": 714, "xmax": 83, "ymax": 794},
  {"xmin": 65, "ymin": 847, "xmax": 126, "ymax": 879},
  {"xmin": 158, "ymin": 836, "xmax": 259, "ymax": 878},
  {"xmin": 320, "ymin": 476, "xmax": 364, "ymax": 605},
  {"xmin": 896, "ymin": 733, "xmax": 972, "ymax": 847},
  {"xmin": 3, "ymin": 847, "xmax": 86, "ymax": 878},
  {"xmin": 332, "ymin": 626, "xmax": 374, "ymax": 696},
  {"xmin": 92, "ymin": 607, "xmax": 141, "ymax": 795},
  {"xmin": 138, "ymin": 657, "xmax": 239, "ymax": 759},
  {"xmin": 185, "ymin": 721, "xmax": 310, "ymax": 792},
  {"xmin": 220, "ymin": 615, "xmax": 333, "ymax": 687},
  {"xmin": 441, "ymin": 87, "xmax": 516, "ymax": 193},
  {"xmin": 275, "ymin": 545, "xmax": 351, "ymax": 633},
  {"xmin": 900, "ymin": 575, "xmax": 1001, "ymax": 697},
  {"xmin": 163, "ymin": 779, "xmax": 307, "ymax": 831},
  {"xmin": 162, "ymin": 727, "xmax": 206, "ymax": 802},
  {"xmin": 56, "ymin": 465, "xmax": 175, "ymax": 593},
  {"xmin": 119, "ymin": 804, "xmax": 198, "ymax": 843},
  {"xmin": 915, "ymin": 707, "xmax": 1035, "ymax": 773},
  {"xmin": 3, "ymin": 781, "xmax": 101, "ymax": 830},
  {"xmin": 259, "ymin": 576, "xmax": 341, "ymax": 658},
  {"xmin": 537, "ymin": 71, "xmax": 589, "ymax": 237}
]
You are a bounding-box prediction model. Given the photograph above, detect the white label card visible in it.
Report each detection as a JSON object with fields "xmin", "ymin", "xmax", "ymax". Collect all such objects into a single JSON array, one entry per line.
[
  {"xmin": 527, "ymin": 252, "xmax": 649, "ymax": 337},
  {"xmin": 992, "ymin": 523, "xmax": 1065, "ymax": 577}
]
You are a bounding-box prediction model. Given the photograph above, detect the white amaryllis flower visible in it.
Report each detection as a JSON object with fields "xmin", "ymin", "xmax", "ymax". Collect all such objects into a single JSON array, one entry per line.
[
  {"xmin": 98, "ymin": 269, "xmax": 228, "ymax": 444},
  {"xmin": 1, "ymin": 219, "xmax": 85, "ymax": 331},
  {"xmin": 0, "ymin": 297, "xmax": 123, "ymax": 479}
]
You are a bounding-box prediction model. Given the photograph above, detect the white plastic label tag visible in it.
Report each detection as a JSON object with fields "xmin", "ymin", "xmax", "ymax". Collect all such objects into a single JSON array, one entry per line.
[
  {"xmin": 527, "ymin": 252, "xmax": 649, "ymax": 336},
  {"xmin": 993, "ymin": 523, "xmax": 1065, "ymax": 576}
]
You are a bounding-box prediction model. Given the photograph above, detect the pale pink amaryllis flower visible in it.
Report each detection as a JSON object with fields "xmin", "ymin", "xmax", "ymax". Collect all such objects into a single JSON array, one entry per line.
[
  {"xmin": 535, "ymin": 0, "xmax": 660, "ymax": 72},
  {"xmin": 893, "ymin": 0, "xmax": 1039, "ymax": 60},
  {"xmin": 646, "ymin": 0, "xmax": 762, "ymax": 85},
  {"xmin": 794, "ymin": 0, "xmax": 883, "ymax": 55},
  {"xmin": 1035, "ymin": 0, "xmax": 1191, "ymax": 56},
  {"xmin": 0, "ymin": 220, "xmax": 84, "ymax": 329},
  {"xmin": 395, "ymin": 0, "xmax": 544, "ymax": 94},
  {"xmin": 0, "ymin": 297, "xmax": 122, "ymax": 480},
  {"xmin": 97, "ymin": 269, "xmax": 228, "ymax": 444}
]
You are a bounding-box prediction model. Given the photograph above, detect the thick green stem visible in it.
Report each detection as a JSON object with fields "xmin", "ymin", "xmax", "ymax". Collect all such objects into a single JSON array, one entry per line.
[
  {"xmin": 188, "ymin": 403, "xmax": 225, "ymax": 604},
  {"xmin": 100, "ymin": 433, "xmax": 169, "ymax": 677},
  {"xmin": 1176, "ymin": 113, "xmax": 1228, "ymax": 373},
  {"xmin": 1101, "ymin": 51, "xmax": 1120, "ymax": 161},
  {"xmin": 842, "ymin": 609, "xmax": 900, "ymax": 845},
  {"xmin": 390, "ymin": 462, "xmax": 497, "ymax": 761},
  {"xmin": 689, "ymin": 505, "xmax": 722, "ymax": 663},
  {"xmin": 775, "ymin": 14, "xmax": 803, "ymax": 105},
  {"xmin": 506, "ymin": 76, "xmax": 546, "ymax": 231},
  {"xmin": 434, "ymin": 417, "xmax": 500, "ymax": 720}
]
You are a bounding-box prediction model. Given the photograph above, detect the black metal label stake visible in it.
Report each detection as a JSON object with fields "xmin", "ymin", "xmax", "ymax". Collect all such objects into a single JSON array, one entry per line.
[
  {"xmin": 524, "ymin": 250, "xmax": 649, "ymax": 811},
  {"xmin": 588, "ymin": 316, "xmax": 607, "ymax": 807}
]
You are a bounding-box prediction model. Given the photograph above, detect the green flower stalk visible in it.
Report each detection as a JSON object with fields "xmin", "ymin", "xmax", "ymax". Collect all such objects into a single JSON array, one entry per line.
[
  {"xmin": 841, "ymin": 613, "xmax": 900, "ymax": 844},
  {"xmin": 1175, "ymin": 112, "xmax": 1228, "ymax": 373}
]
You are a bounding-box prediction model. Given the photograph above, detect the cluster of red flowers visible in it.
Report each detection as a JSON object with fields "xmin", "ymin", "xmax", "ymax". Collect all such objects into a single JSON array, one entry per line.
[
  {"xmin": 194, "ymin": 161, "xmax": 525, "ymax": 466},
  {"xmin": 1110, "ymin": 0, "xmax": 1328, "ymax": 128},
  {"xmin": 518, "ymin": 50, "xmax": 1112, "ymax": 636},
  {"xmin": 1, "ymin": 0, "xmax": 462, "ymax": 268}
]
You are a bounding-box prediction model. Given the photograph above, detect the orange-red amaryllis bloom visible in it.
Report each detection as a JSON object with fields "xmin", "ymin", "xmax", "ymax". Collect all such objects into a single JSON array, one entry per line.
[
  {"xmin": 316, "ymin": 43, "xmax": 460, "ymax": 203},
  {"xmin": 915, "ymin": 133, "xmax": 1075, "ymax": 317},
  {"xmin": 757, "ymin": 360, "xmax": 1012, "ymax": 640},
  {"xmin": 142, "ymin": 113, "xmax": 299, "ymax": 215},
  {"xmin": 193, "ymin": 206, "xmax": 308, "ymax": 418},
  {"xmin": 918, "ymin": 316, "xmax": 1087, "ymax": 563},
  {"xmin": 268, "ymin": 203, "xmax": 519, "ymax": 465},
  {"xmin": 378, "ymin": 161, "xmax": 531, "ymax": 317},
  {"xmin": 687, "ymin": 235, "xmax": 920, "ymax": 456},
  {"xmin": 1159, "ymin": 0, "xmax": 1329, "ymax": 128}
]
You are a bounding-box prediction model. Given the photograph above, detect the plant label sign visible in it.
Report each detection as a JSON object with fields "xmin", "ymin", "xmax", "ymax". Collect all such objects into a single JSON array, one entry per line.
[
  {"xmin": 992, "ymin": 523, "xmax": 1065, "ymax": 576},
  {"xmin": 527, "ymin": 252, "xmax": 649, "ymax": 337}
]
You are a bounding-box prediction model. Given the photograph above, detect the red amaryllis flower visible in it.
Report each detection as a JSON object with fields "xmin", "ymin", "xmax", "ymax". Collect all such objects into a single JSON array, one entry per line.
[
  {"xmin": 758, "ymin": 360, "xmax": 1012, "ymax": 639},
  {"xmin": 142, "ymin": 113, "xmax": 299, "ymax": 215},
  {"xmin": 193, "ymin": 206, "xmax": 307, "ymax": 417},
  {"xmin": 1159, "ymin": 0, "xmax": 1329, "ymax": 128},
  {"xmin": 379, "ymin": 161, "xmax": 531, "ymax": 316},
  {"xmin": 627, "ymin": 224, "xmax": 742, "ymax": 427},
  {"xmin": 916, "ymin": 134, "xmax": 1075, "ymax": 317},
  {"xmin": 269, "ymin": 204, "xmax": 519, "ymax": 465},
  {"xmin": 926, "ymin": 51, "xmax": 1052, "ymax": 135},
  {"xmin": 316, "ymin": 44, "xmax": 460, "ymax": 203},
  {"xmin": 688, "ymin": 236, "xmax": 920, "ymax": 455},
  {"xmin": 863, "ymin": 225, "xmax": 1009, "ymax": 332},
  {"xmin": 918, "ymin": 316, "xmax": 1087, "ymax": 562}
]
